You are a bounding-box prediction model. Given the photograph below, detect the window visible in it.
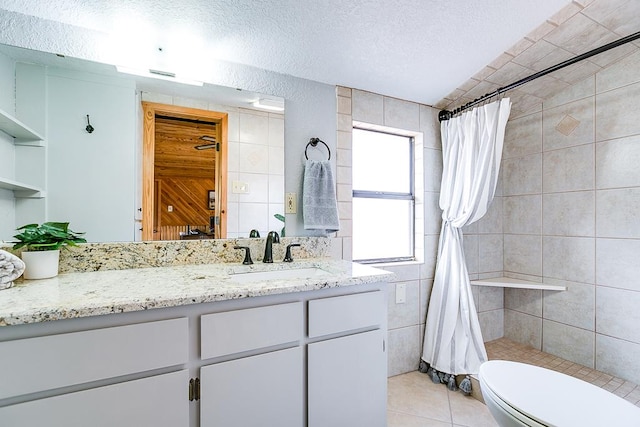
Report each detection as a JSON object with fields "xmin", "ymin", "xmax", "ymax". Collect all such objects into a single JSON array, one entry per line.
[{"xmin": 352, "ymin": 127, "xmax": 415, "ymax": 263}]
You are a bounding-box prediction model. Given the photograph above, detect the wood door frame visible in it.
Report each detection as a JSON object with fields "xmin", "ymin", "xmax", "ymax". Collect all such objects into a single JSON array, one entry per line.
[{"xmin": 142, "ymin": 102, "xmax": 228, "ymax": 241}]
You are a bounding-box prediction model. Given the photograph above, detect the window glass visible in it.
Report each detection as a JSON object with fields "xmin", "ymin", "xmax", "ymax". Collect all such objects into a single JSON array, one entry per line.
[
  {"xmin": 352, "ymin": 198, "xmax": 413, "ymax": 261},
  {"xmin": 352, "ymin": 128, "xmax": 411, "ymax": 193},
  {"xmin": 352, "ymin": 128, "xmax": 414, "ymax": 263}
]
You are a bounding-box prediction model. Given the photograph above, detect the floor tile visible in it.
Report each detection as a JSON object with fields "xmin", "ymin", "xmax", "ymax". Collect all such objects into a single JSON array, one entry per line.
[{"xmin": 388, "ymin": 337, "xmax": 640, "ymax": 427}]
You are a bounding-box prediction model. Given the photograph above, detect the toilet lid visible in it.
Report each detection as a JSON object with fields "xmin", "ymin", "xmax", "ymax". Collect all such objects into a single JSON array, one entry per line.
[{"xmin": 479, "ymin": 361, "xmax": 640, "ymax": 427}]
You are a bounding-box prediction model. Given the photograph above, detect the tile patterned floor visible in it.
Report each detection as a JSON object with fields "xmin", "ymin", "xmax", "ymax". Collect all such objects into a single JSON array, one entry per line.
[
  {"xmin": 388, "ymin": 371, "xmax": 499, "ymax": 427},
  {"xmin": 387, "ymin": 337, "xmax": 640, "ymax": 426}
]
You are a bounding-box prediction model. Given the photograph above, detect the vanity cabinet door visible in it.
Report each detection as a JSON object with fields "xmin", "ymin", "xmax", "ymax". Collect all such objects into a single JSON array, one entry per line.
[
  {"xmin": 0, "ymin": 370, "xmax": 189, "ymax": 427},
  {"xmin": 308, "ymin": 329, "xmax": 387, "ymax": 427},
  {"xmin": 200, "ymin": 346, "xmax": 303, "ymax": 427}
]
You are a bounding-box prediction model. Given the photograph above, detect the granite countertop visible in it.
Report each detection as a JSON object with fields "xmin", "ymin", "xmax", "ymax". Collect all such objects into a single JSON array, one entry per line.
[{"xmin": 0, "ymin": 259, "xmax": 393, "ymax": 326}]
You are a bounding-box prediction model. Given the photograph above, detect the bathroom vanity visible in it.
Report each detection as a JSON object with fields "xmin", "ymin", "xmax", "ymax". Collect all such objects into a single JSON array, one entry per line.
[{"xmin": 0, "ymin": 259, "xmax": 392, "ymax": 427}]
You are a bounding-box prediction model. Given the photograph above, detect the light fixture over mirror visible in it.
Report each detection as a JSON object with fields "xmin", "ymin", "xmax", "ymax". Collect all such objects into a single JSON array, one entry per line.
[
  {"xmin": 115, "ymin": 65, "xmax": 204, "ymax": 87},
  {"xmin": 0, "ymin": 43, "xmax": 286, "ymax": 244}
]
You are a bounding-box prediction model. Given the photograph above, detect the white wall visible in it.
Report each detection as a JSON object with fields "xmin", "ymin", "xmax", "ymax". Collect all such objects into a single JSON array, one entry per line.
[{"xmin": 45, "ymin": 69, "xmax": 137, "ymax": 242}]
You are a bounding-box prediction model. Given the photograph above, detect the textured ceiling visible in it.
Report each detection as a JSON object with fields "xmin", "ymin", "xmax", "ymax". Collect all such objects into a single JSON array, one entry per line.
[{"xmin": 0, "ymin": 0, "xmax": 571, "ymax": 105}]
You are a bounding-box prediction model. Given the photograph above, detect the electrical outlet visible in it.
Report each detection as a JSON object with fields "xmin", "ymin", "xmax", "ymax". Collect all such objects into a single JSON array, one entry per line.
[
  {"xmin": 167, "ymin": 205, "xmax": 173, "ymax": 212},
  {"xmin": 286, "ymin": 192, "xmax": 297, "ymax": 214},
  {"xmin": 396, "ymin": 283, "xmax": 406, "ymax": 304}
]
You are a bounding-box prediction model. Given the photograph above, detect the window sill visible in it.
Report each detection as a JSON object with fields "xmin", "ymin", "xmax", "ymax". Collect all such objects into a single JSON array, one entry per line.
[{"xmin": 361, "ymin": 259, "xmax": 422, "ymax": 268}]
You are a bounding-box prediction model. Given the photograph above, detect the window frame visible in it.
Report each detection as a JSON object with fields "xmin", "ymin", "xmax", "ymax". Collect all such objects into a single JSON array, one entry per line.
[{"xmin": 351, "ymin": 126, "xmax": 416, "ymax": 264}]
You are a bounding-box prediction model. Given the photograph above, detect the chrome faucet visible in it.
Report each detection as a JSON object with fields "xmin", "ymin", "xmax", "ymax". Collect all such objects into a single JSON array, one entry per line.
[{"xmin": 262, "ymin": 231, "xmax": 280, "ymax": 263}]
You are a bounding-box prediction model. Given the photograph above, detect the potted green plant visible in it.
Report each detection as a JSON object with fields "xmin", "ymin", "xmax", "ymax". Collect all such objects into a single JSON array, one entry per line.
[{"xmin": 13, "ymin": 222, "xmax": 86, "ymax": 279}]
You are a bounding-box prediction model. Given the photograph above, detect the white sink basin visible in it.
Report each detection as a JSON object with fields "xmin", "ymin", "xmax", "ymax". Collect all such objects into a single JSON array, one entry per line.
[{"xmin": 229, "ymin": 267, "xmax": 331, "ymax": 283}]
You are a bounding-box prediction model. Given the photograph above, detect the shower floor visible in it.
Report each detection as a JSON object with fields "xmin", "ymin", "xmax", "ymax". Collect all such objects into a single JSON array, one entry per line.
[{"xmin": 485, "ymin": 338, "xmax": 640, "ymax": 408}]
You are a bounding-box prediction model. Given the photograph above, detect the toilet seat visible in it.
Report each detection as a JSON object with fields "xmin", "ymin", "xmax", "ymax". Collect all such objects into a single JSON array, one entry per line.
[
  {"xmin": 480, "ymin": 375, "xmax": 545, "ymax": 427},
  {"xmin": 479, "ymin": 361, "xmax": 640, "ymax": 427}
]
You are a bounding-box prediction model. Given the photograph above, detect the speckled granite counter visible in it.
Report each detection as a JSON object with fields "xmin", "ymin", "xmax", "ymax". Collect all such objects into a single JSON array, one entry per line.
[{"xmin": 0, "ymin": 259, "xmax": 393, "ymax": 326}]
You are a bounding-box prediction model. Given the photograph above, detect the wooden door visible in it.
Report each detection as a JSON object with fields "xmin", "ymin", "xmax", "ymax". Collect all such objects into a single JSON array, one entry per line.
[{"xmin": 141, "ymin": 102, "xmax": 228, "ymax": 241}]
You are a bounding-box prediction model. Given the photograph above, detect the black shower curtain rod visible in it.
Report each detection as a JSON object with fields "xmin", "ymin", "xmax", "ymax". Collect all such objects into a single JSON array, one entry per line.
[{"xmin": 439, "ymin": 30, "xmax": 640, "ymax": 122}]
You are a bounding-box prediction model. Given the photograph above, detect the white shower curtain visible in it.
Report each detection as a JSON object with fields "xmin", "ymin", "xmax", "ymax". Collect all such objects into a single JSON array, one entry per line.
[{"xmin": 422, "ymin": 98, "xmax": 511, "ymax": 378}]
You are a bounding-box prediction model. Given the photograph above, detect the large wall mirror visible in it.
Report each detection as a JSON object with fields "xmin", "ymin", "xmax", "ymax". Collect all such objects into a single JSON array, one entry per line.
[{"xmin": 0, "ymin": 43, "xmax": 285, "ymax": 243}]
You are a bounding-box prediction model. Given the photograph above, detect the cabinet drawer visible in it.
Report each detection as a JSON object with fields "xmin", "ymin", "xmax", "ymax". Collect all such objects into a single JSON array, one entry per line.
[
  {"xmin": 0, "ymin": 370, "xmax": 189, "ymax": 427},
  {"xmin": 201, "ymin": 302, "xmax": 302, "ymax": 359},
  {"xmin": 308, "ymin": 291, "xmax": 384, "ymax": 338},
  {"xmin": 0, "ymin": 317, "xmax": 188, "ymax": 400}
]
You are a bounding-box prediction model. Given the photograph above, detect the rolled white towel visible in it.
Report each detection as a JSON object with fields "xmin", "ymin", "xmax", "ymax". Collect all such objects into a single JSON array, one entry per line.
[{"xmin": 0, "ymin": 249, "xmax": 26, "ymax": 290}]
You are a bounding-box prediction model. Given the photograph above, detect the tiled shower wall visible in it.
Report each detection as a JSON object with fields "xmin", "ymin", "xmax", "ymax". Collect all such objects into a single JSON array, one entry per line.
[{"xmin": 500, "ymin": 49, "xmax": 640, "ymax": 385}]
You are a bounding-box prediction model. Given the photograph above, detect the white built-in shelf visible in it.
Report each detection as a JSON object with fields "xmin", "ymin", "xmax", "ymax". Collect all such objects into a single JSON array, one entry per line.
[
  {"xmin": 0, "ymin": 177, "xmax": 45, "ymax": 198},
  {"xmin": 0, "ymin": 107, "xmax": 44, "ymax": 145},
  {"xmin": 470, "ymin": 277, "xmax": 566, "ymax": 291}
]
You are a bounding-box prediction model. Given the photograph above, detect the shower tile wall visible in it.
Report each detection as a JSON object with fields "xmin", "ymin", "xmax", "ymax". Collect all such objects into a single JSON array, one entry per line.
[
  {"xmin": 334, "ymin": 87, "xmax": 442, "ymax": 376},
  {"xmin": 500, "ymin": 49, "xmax": 640, "ymax": 385}
]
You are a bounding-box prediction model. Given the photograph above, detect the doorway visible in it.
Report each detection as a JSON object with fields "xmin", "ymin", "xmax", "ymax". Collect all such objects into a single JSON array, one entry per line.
[{"xmin": 142, "ymin": 102, "xmax": 228, "ymax": 241}]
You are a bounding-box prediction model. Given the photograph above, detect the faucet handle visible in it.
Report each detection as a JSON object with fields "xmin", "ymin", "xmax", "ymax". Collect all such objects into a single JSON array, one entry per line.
[
  {"xmin": 249, "ymin": 229, "xmax": 260, "ymax": 238},
  {"xmin": 268, "ymin": 231, "xmax": 280, "ymax": 243},
  {"xmin": 233, "ymin": 246, "xmax": 253, "ymax": 265},
  {"xmin": 283, "ymin": 243, "xmax": 301, "ymax": 262}
]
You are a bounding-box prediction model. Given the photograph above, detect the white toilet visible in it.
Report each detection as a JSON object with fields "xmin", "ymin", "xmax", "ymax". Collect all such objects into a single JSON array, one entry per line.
[{"xmin": 479, "ymin": 360, "xmax": 640, "ymax": 427}]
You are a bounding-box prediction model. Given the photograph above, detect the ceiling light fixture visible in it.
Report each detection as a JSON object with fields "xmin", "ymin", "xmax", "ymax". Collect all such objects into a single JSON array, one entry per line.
[
  {"xmin": 115, "ymin": 66, "xmax": 203, "ymax": 86},
  {"xmin": 252, "ymin": 98, "xmax": 285, "ymax": 112}
]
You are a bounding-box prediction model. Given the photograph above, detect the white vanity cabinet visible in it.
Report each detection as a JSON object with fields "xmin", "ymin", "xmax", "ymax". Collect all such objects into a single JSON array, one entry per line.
[
  {"xmin": 0, "ymin": 318, "xmax": 190, "ymax": 427},
  {"xmin": 0, "ymin": 281, "xmax": 387, "ymax": 427},
  {"xmin": 307, "ymin": 291, "xmax": 387, "ymax": 427},
  {"xmin": 199, "ymin": 302, "xmax": 304, "ymax": 427}
]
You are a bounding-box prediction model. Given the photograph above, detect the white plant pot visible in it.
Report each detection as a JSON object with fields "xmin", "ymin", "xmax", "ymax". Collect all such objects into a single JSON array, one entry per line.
[{"xmin": 21, "ymin": 250, "xmax": 60, "ymax": 280}]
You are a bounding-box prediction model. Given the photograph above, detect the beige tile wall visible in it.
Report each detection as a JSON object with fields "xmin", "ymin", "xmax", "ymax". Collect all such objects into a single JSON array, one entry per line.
[
  {"xmin": 439, "ymin": 0, "xmax": 640, "ymax": 120},
  {"xmin": 501, "ymin": 49, "xmax": 640, "ymax": 385},
  {"xmin": 335, "ymin": 87, "xmax": 442, "ymax": 376}
]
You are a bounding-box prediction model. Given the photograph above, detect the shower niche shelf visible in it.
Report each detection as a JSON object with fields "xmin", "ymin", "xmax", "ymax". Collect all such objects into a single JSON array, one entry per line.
[{"xmin": 470, "ymin": 277, "xmax": 566, "ymax": 291}]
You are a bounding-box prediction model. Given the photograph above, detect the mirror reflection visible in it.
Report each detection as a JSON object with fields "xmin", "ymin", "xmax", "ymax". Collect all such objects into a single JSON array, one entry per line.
[{"xmin": 0, "ymin": 43, "xmax": 285, "ymax": 243}]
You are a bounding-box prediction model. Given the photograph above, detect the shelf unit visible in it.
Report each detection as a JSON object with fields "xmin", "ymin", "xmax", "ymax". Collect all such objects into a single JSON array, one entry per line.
[
  {"xmin": 0, "ymin": 177, "xmax": 45, "ymax": 198},
  {"xmin": 470, "ymin": 277, "xmax": 566, "ymax": 291},
  {"xmin": 0, "ymin": 107, "xmax": 44, "ymax": 145},
  {"xmin": 0, "ymin": 108, "xmax": 45, "ymax": 198}
]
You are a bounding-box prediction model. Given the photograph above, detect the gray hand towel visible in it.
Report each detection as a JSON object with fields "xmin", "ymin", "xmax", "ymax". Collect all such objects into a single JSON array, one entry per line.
[
  {"xmin": 0, "ymin": 249, "xmax": 26, "ymax": 289},
  {"xmin": 303, "ymin": 159, "xmax": 340, "ymax": 234}
]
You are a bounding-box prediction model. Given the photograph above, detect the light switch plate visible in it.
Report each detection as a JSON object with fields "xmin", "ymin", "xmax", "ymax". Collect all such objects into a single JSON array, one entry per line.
[
  {"xmin": 232, "ymin": 181, "xmax": 249, "ymax": 194},
  {"xmin": 396, "ymin": 283, "xmax": 406, "ymax": 304},
  {"xmin": 286, "ymin": 192, "xmax": 296, "ymax": 214}
]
